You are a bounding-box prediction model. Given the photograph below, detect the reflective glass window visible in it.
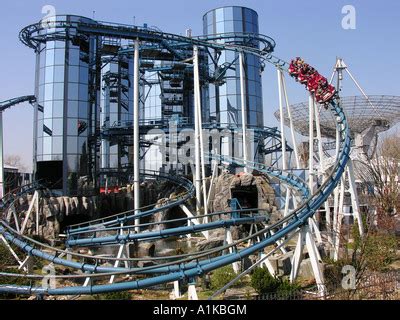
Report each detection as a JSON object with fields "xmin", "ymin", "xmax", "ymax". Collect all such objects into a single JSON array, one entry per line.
[
  {"xmin": 250, "ymin": 111, "xmax": 257, "ymax": 124},
  {"xmin": 224, "ymin": 7, "xmax": 233, "ymax": 20},
  {"xmin": 79, "ymin": 67, "xmax": 89, "ymax": 84},
  {"xmin": 226, "ymin": 80, "xmax": 236, "ymax": 95},
  {"xmin": 207, "ymin": 11, "xmax": 214, "ymax": 25},
  {"xmin": 68, "ymin": 101, "xmax": 79, "ymax": 117},
  {"xmin": 44, "ymin": 84, "xmax": 53, "ymax": 101},
  {"xmin": 244, "ymin": 9, "xmax": 253, "ymax": 23},
  {"xmin": 245, "ymin": 22, "xmax": 254, "ymax": 33},
  {"xmin": 54, "ymin": 49, "xmax": 65, "ymax": 65},
  {"xmin": 79, "ymin": 84, "xmax": 88, "ymax": 101},
  {"xmin": 233, "ymin": 20, "xmax": 243, "ymax": 32},
  {"xmin": 68, "ymin": 66, "xmax": 79, "ymax": 83},
  {"xmin": 219, "ymin": 97, "xmax": 227, "ymax": 112},
  {"xmin": 67, "ymin": 118, "xmax": 78, "ymax": 136},
  {"xmin": 67, "ymin": 137, "xmax": 78, "ymax": 153},
  {"xmin": 219, "ymin": 84, "xmax": 227, "ymax": 96},
  {"xmin": 53, "ymin": 118, "xmax": 63, "ymax": 136},
  {"xmin": 53, "ymin": 83, "xmax": 64, "ymax": 100},
  {"xmin": 51, "ymin": 154, "xmax": 62, "ymax": 161},
  {"xmin": 46, "ymin": 49, "xmax": 54, "ymax": 66},
  {"xmin": 39, "ymin": 52, "xmax": 46, "ymax": 69},
  {"xmin": 53, "ymin": 101, "xmax": 64, "ymax": 117},
  {"xmin": 227, "ymin": 95, "xmax": 237, "ymax": 110},
  {"xmin": 69, "ymin": 49, "xmax": 80, "ymax": 66},
  {"xmin": 215, "ymin": 21, "xmax": 225, "ymax": 33},
  {"xmin": 52, "ymin": 136, "xmax": 63, "ymax": 154},
  {"xmin": 44, "ymin": 101, "xmax": 53, "ymax": 119},
  {"xmin": 223, "ymin": 22, "xmax": 234, "ymax": 33},
  {"xmin": 248, "ymin": 81, "xmax": 256, "ymax": 96},
  {"xmin": 55, "ymin": 41, "xmax": 65, "ymax": 49},
  {"xmin": 43, "ymin": 136, "xmax": 52, "ymax": 154},
  {"xmin": 215, "ymin": 8, "xmax": 224, "ymax": 22},
  {"xmin": 46, "ymin": 41, "xmax": 55, "ymax": 50},
  {"xmin": 68, "ymin": 83, "xmax": 79, "ymax": 100},
  {"xmin": 54, "ymin": 66, "xmax": 65, "ymax": 82},
  {"xmin": 252, "ymin": 11, "xmax": 258, "ymax": 25},
  {"xmin": 79, "ymin": 102, "xmax": 88, "ymax": 118},
  {"xmin": 233, "ymin": 7, "xmax": 242, "ymax": 21},
  {"xmin": 249, "ymin": 96, "xmax": 257, "ymax": 111}
]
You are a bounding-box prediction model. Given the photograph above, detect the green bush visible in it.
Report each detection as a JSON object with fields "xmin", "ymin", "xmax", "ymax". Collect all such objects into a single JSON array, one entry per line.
[
  {"xmin": 276, "ymin": 278, "xmax": 300, "ymax": 295},
  {"xmin": 250, "ymin": 267, "xmax": 300, "ymax": 296},
  {"xmin": 363, "ymin": 234, "xmax": 397, "ymax": 271},
  {"xmin": 210, "ymin": 265, "xmax": 238, "ymax": 290},
  {"xmin": 94, "ymin": 290, "xmax": 132, "ymax": 300},
  {"xmin": 250, "ymin": 267, "xmax": 280, "ymax": 294}
]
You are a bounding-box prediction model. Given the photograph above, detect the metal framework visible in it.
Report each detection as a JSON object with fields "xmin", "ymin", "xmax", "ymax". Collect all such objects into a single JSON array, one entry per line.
[{"xmin": 0, "ymin": 12, "xmax": 359, "ymax": 301}]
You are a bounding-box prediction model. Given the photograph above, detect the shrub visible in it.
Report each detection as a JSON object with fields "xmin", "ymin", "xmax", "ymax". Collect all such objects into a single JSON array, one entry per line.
[
  {"xmin": 250, "ymin": 267, "xmax": 279, "ymax": 294},
  {"xmin": 210, "ymin": 265, "xmax": 238, "ymax": 290},
  {"xmin": 94, "ymin": 290, "xmax": 132, "ymax": 300},
  {"xmin": 250, "ymin": 267, "xmax": 301, "ymax": 297}
]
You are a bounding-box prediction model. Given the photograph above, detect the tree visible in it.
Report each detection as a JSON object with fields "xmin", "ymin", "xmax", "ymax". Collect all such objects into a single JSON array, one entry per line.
[
  {"xmin": 4, "ymin": 154, "xmax": 27, "ymax": 172},
  {"xmin": 359, "ymin": 132, "xmax": 400, "ymax": 221}
]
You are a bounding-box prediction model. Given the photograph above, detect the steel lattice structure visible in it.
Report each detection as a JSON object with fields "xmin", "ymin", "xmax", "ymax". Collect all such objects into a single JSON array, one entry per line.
[{"xmin": 275, "ymin": 95, "xmax": 400, "ymax": 138}]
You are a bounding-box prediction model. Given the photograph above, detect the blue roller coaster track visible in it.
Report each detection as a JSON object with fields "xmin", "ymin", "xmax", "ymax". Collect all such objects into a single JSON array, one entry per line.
[{"xmin": 0, "ymin": 18, "xmax": 350, "ymax": 297}]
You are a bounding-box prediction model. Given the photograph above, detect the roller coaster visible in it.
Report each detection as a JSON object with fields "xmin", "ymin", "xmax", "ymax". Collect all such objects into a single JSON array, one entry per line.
[{"xmin": 0, "ymin": 16, "xmax": 352, "ymax": 299}]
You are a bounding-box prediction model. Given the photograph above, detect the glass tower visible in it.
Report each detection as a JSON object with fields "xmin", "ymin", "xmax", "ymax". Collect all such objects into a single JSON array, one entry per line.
[
  {"xmin": 33, "ymin": 15, "xmax": 99, "ymax": 195},
  {"xmin": 203, "ymin": 6, "xmax": 264, "ymax": 160}
]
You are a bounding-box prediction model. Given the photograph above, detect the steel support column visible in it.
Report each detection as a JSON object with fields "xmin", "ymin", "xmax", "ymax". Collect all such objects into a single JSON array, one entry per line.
[{"xmin": 133, "ymin": 40, "xmax": 140, "ymax": 232}]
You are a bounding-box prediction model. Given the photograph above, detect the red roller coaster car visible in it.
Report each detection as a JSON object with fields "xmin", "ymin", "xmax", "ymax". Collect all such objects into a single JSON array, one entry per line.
[
  {"xmin": 288, "ymin": 57, "xmax": 304, "ymax": 77},
  {"xmin": 288, "ymin": 57, "xmax": 337, "ymax": 104},
  {"xmin": 315, "ymin": 84, "xmax": 336, "ymax": 104},
  {"xmin": 297, "ymin": 65, "xmax": 317, "ymax": 84}
]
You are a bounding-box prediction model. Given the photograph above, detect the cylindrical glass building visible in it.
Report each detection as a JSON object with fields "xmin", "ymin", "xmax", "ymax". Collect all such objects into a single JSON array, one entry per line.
[
  {"xmin": 203, "ymin": 6, "xmax": 264, "ymax": 160},
  {"xmin": 32, "ymin": 15, "xmax": 99, "ymax": 195}
]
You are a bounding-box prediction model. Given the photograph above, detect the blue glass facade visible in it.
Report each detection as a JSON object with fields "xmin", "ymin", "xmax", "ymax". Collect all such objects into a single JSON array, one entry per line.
[
  {"xmin": 203, "ymin": 7, "xmax": 264, "ymax": 128},
  {"xmin": 34, "ymin": 15, "xmax": 98, "ymax": 194}
]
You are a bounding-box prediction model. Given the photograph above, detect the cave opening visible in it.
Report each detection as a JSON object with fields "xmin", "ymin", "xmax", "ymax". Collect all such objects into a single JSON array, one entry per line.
[{"xmin": 231, "ymin": 186, "xmax": 258, "ymax": 210}]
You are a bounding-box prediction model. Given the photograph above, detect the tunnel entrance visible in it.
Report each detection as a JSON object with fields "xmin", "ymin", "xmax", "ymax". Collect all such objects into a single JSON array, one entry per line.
[
  {"xmin": 231, "ymin": 186, "xmax": 258, "ymax": 209},
  {"xmin": 59, "ymin": 214, "xmax": 91, "ymax": 233}
]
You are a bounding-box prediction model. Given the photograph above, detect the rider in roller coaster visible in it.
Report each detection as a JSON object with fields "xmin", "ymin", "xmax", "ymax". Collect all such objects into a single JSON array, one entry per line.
[{"xmin": 288, "ymin": 57, "xmax": 337, "ymax": 105}]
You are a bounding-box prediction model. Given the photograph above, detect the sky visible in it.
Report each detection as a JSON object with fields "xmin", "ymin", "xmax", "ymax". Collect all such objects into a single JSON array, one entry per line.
[{"xmin": 1, "ymin": 0, "xmax": 400, "ymax": 171}]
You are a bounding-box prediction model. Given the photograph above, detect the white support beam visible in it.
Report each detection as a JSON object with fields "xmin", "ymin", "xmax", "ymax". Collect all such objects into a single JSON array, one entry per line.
[
  {"xmin": 225, "ymin": 228, "xmax": 240, "ymax": 273},
  {"xmin": 347, "ymin": 160, "xmax": 364, "ymax": 236},
  {"xmin": 0, "ymin": 235, "xmax": 27, "ymax": 272},
  {"xmin": 179, "ymin": 204, "xmax": 209, "ymax": 239},
  {"xmin": 133, "ymin": 39, "xmax": 141, "ymax": 233},
  {"xmin": 290, "ymin": 228, "xmax": 305, "ymax": 282},
  {"xmin": 193, "ymin": 45, "xmax": 202, "ymax": 216},
  {"xmin": 172, "ymin": 280, "xmax": 182, "ymax": 299},
  {"xmin": 206, "ymin": 162, "xmax": 218, "ymax": 210},
  {"xmin": 193, "ymin": 47, "xmax": 209, "ymax": 238},
  {"xmin": 290, "ymin": 225, "xmax": 326, "ymax": 297},
  {"xmin": 277, "ymin": 69, "xmax": 287, "ymax": 171},
  {"xmin": 20, "ymin": 190, "xmax": 39, "ymax": 235},
  {"xmin": 109, "ymin": 244, "xmax": 125, "ymax": 284},
  {"xmin": 305, "ymin": 228, "xmax": 327, "ymax": 298},
  {"xmin": 188, "ymin": 282, "xmax": 198, "ymax": 300},
  {"xmin": 280, "ymin": 71, "xmax": 300, "ymax": 168}
]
